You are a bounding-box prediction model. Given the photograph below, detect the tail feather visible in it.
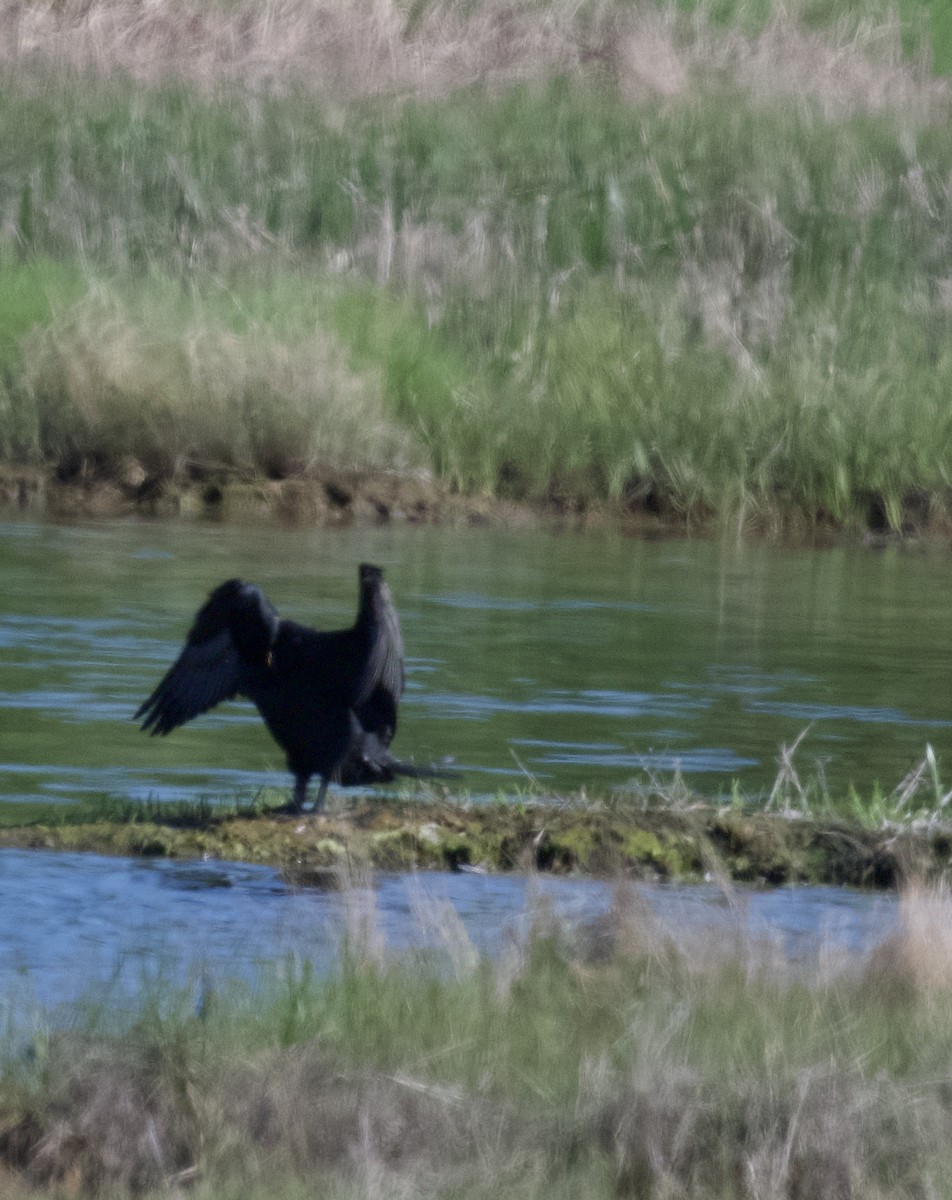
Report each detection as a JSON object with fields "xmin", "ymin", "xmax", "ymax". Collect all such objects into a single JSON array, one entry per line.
[{"xmin": 338, "ymin": 732, "xmax": 458, "ymax": 788}]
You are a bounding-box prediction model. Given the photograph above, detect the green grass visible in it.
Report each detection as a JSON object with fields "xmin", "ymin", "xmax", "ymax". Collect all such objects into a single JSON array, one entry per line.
[
  {"xmin": 0, "ymin": 260, "xmax": 89, "ymax": 461},
  {"xmin": 5, "ymin": 883, "xmax": 952, "ymax": 1197},
  {"xmin": 0, "ymin": 2, "xmax": 951, "ymax": 529}
]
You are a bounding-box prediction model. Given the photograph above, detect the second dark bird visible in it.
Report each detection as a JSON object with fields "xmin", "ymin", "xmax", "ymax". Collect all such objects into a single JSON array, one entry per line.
[{"xmin": 135, "ymin": 564, "xmax": 445, "ymax": 813}]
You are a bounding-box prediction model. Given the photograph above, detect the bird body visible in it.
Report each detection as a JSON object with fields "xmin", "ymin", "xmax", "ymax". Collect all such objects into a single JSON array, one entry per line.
[{"xmin": 135, "ymin": 564, "xmax": 437, "ymax": 812}]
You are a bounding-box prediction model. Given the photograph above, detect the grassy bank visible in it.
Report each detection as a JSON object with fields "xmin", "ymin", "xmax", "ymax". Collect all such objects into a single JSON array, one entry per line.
[
  {"xmin": 2, "ymin": 775, "xmax": 951, "ymax": 887},
  {"xmin": 3, "ymin": 881, "xmax": 952, "ymax": 1197},
  {"xmin": 0, "ymin": 0, "xmax": 951, "ymax": 532}
]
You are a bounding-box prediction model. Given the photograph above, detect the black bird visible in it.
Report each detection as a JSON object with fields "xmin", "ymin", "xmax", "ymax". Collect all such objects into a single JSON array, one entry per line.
[{"xmin": 136, "ymin": 564, "xmax": 441, "ymax": 813}]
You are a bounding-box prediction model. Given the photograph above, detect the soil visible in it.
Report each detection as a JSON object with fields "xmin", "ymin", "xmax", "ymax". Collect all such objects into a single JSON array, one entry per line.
[
  {"xmin": 0, "ymin": 461, "xmax": 790, "ymax": 540},
  {"xmin": 3, "ymin": 460, "xmax": 945, "ymax": 545},
  {"xmin": 0, "ymin": 462, "xmax": 627, "ymax": 531}
]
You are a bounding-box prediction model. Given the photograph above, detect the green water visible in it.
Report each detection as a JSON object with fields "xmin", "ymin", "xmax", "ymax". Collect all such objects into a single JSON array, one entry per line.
[{"xmin": 1, "ymin": 516, "xmax": 950, "ymax": 806}]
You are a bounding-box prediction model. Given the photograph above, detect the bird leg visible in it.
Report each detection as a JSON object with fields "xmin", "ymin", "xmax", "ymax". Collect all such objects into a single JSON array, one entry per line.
[
  {"xmin": 311, "ymin": 777, "xmax": 329, "ymax": 816},
  {"xmin": 292, "ymin": 775, "xmax": 309, "ymax": 811}
]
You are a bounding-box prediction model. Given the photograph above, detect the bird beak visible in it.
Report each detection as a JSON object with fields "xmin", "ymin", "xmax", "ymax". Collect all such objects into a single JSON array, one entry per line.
[{"xmin": 265, "ymin": 650, "xmax": 274, "ymax": 669}]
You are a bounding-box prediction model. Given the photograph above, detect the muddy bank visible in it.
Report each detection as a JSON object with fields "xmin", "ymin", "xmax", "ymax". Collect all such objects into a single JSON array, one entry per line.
[
  {"xmin": 0, "ymin": 462, "xmax": 520, "ymax": 528},
  {"xmin": 4, "ymin": 461, "xmax": 950, "ymax": 545},
  {"xmin": 1, "ymin": 799, "xmax": 949, "ymax": 889},
  {"xmin": 0, "ymin": 462, "xmax": 669, "ymax": 534},
  {"xmin": 5, "ymin": 461, "xmax": 930, "ymax": 543}
]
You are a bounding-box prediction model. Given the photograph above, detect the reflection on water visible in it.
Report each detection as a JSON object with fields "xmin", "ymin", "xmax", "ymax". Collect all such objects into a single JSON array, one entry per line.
[
  {"xmin": 1, "ymin": 516, "xmax": 952, "ymax": 806},
  {"xmin": 0, "ymin": 849, "xmax": 898, "ymax": 1010}
]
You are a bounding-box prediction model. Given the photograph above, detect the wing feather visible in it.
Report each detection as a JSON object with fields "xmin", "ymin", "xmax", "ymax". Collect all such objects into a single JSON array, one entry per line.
[
  {"xmin": 135, "ymin": 579, "xmax": 274, "ymax": 736},
  {"xmin": 135, "ymin": 629, "xmax": 244, "ymax": 735},
  {"xmin": 353, "ymin": 568, "xmax": 405, "ymax": 743}
]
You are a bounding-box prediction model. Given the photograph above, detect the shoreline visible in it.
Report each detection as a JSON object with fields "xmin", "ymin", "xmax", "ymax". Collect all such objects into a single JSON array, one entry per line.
[
  {"xmin": 0, "ymin": 462, "xmax": 677, "ymax": 535},
  {"xmin": 1, "ymin": 462, "xmax": 947, "ymax": 546}
]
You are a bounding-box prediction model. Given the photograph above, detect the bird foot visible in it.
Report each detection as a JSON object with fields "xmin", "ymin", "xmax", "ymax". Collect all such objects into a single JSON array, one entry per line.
[{"xmin": 267, "ymin": 802, "xmax": 304, "ymax": 817}]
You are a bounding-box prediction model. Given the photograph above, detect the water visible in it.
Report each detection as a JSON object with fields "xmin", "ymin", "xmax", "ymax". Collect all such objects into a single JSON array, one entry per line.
[
  {"xmin": 1, "ymin": 516, "xmax": 951, "ymax": 805},
  {"xmin": 0, "ymin": 850, "xmax": 898, "ymax": 1011},
  {"xmin": 0, "ymin": 515, "xmax": 941, "ymax": 1008}
]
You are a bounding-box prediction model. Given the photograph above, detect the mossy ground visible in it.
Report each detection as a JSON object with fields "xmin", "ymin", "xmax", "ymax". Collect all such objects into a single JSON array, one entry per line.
[{"xmin": 1, "ymin": 795, "xmax": 948, "ymax": 888}]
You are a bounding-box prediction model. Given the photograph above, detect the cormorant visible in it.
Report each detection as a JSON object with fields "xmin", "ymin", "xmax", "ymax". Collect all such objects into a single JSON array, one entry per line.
[{"xmin": 135, "ymin": 564, "xmax": 441, "ymax": 812}]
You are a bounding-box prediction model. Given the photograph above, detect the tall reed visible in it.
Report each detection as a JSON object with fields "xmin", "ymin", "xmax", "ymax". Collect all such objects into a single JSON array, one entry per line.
[{"xmin": 0, "ymin": 0, "xmax": 949, "ymax": 524}]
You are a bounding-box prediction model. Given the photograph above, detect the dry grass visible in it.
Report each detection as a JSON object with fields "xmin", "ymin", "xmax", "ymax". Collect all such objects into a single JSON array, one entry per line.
[
  {"xmin": 686, "ymin": 14, "xmax": 946, "ymax": 117},
  {"xmin": 15, "ymin": 288, "xmax": 424, "ymax": 480},
  {"xmin": 0, "ymin": 0, "xmax": 945, "ymax": 118},
  {"xmin": 868, "ymin": 881, "xmax": 952, "ymax": 996},
  {"xmin": 0, "ymin": 3, "xmax": 949, "ymax": 526},
  {"xmin": 4, "ymin": 883, "xmax": 952, "ymax": 1197},
  {"xmin": 0, "ymin": 1, "xmax": 948, "ymax": 526}
]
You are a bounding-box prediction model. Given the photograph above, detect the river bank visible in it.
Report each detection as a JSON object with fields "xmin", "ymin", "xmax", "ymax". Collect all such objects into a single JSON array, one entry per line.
[
  {"xmin": 4, "ymin": 460, "xmax": 948, "ymax": 545},
  {"xmin": 0, "ymin": 461, "xmax": 676, "ymax": 535},
  {"xmin": 1, "ymin": 795, "xmax": 948, "ymax": 889}
]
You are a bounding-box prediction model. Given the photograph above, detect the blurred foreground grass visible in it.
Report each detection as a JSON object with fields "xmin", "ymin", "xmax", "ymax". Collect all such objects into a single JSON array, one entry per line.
[{"xmin": 3, "ymin": 880, "xmax": 952, "ymax": 1197}]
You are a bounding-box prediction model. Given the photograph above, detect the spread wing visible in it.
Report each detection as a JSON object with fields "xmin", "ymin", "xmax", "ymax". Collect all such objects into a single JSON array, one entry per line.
[
  {"xmin": 353, "ymin": 566, "xmax": 405, "ymax": 744},
  {"xmin": 135, "ymin": 579, "xmax": 276, "ymax": 736}
]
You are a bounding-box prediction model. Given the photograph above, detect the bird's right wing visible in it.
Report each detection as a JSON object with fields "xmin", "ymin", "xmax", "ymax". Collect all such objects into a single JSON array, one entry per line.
[
  {"xmin": 135, "ymin": 579, "xmax": 272, "ymax": 736},
  {"xmin": 359, "ymin": 576, "xmax": 405, "ymax": 705},
  {"xmin": 353, "ymin": 566, "xmax": 405, "ymax": 742}
]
